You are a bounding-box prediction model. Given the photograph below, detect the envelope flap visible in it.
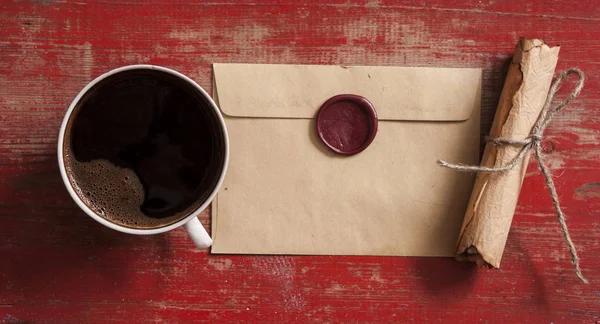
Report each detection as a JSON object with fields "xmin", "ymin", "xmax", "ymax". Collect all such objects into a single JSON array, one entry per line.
[{"xmin": 213, "ymin": 64, "xmax": 481, "ymax": 121}]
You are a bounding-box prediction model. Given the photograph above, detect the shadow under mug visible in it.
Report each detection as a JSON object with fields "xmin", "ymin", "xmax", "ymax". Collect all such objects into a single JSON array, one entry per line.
[{"xmin": 57, "ymin": 65, "xmax": 229, "ymax": 248}]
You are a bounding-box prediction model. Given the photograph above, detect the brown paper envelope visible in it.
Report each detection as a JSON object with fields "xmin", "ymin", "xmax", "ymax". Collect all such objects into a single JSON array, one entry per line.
[{"xmin": 211, "ymin": 64, "xmax": 481, "ymax": 256}]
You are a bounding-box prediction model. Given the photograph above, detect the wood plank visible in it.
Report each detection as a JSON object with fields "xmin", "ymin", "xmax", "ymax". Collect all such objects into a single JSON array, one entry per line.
[{"xmin": 1, "ymin": 0, "xmax": 599, "ymax": 322}]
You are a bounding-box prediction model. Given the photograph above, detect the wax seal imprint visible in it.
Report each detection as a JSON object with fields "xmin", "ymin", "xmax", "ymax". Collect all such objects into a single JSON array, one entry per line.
[{"xmin": 316, "ymin": 94, "xmax": 378, "ymax": 155}]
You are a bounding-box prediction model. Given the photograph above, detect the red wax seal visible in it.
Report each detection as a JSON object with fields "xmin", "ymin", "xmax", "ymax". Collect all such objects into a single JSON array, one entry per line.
[{"xmin": 316, "ymin": 94, "xmax": 378, "ymax": 155}]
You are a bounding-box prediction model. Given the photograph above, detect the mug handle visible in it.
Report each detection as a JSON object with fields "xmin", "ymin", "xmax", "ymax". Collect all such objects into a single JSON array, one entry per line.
[{"xmin": 184, "ymin": 217, "xmax": 213, "ymax": 248}]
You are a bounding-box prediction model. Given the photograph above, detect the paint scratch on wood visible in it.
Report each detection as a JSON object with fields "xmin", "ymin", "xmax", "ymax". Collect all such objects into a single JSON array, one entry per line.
[
  {"xmin": 208, "ymin": 258, "xmax": 233, "ymax": 271},
  {"xmin": 252, "ymin": 257, "xmax": 305, "ymax": 309},
  {"xmin": 574, "ymin": 182, "xmax": 600, "ymax": 199},
  {"xmin": 82, "ymin": 42, "xmax": 93, "ymax": 80}
]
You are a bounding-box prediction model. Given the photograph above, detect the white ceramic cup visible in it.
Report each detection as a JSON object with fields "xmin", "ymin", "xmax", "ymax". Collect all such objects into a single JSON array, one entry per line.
[{"xmin": 57, "ymin": 65, "xmax": 229, "ymax": 248}]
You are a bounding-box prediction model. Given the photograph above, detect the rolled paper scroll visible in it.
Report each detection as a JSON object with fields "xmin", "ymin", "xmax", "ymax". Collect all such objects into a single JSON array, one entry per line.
[{"xmin": 454, "ymin": 38, "xmax": 560, "ymax": 267}]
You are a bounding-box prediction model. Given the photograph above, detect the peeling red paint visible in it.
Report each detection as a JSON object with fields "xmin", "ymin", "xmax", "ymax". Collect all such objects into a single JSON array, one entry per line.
[{"xmin": 1, "ymin": 1, "xmax": 600, "ymax": 323}]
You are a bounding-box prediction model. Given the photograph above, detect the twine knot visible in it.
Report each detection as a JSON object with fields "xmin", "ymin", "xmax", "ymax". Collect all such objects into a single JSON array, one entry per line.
[
  {"xmin": 530, "ymin": 134, "xmax": 542, "ymax": 143},
  {"xmin": 437, "ymin": 68, "xmax": 588, "ymax": 283}
]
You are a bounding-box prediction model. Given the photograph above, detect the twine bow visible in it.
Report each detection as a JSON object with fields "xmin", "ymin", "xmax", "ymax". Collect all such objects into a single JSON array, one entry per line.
[{"xmin": 437, "ymin": 68, "xmax": 587, "ymax": 283}]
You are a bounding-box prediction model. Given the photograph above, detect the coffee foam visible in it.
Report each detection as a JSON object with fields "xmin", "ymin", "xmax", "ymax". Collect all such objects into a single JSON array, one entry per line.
[{"xmin": 65, "ymin": 156, "xmax": 182, "ymax": 228}]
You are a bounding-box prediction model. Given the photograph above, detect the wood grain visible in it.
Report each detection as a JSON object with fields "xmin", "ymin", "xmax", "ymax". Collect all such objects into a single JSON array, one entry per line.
[{"xmin": 1, "ymin": 0, "xmax": 599, "ymax": 323}]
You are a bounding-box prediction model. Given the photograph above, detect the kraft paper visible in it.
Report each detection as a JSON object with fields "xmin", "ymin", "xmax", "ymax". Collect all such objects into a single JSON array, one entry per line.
[{"xmin": 211, "ymin": 64, "xmax": 481, "ymax": 256}]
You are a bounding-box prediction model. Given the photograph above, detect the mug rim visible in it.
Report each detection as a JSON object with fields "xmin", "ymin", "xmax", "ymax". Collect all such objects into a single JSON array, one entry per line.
[{"xmin": 57, "ymin": 64, "xmax": 229, "ymax": 235}]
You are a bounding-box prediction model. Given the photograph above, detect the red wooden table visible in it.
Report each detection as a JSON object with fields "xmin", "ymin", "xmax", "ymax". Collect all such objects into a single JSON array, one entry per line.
[{"xmin": 1, "ymin": 1, "xmax": 600, "ymax": 323}]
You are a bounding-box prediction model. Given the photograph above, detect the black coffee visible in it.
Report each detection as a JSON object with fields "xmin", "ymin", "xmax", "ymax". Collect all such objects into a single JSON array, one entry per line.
[{"xmin": 63, "ymin": 69, "xmax": 225, "ymax": 229}]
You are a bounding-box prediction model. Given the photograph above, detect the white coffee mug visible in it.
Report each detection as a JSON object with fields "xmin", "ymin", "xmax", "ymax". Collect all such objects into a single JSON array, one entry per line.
[{"xmin": 57, "ymin": 65, "xmax": 229, "ymax": 248}]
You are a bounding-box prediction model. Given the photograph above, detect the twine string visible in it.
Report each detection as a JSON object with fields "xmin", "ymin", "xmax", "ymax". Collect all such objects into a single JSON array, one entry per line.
[{"xmin": 437, "ymin": 68, "xmax": 588, "ymax": 283}]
